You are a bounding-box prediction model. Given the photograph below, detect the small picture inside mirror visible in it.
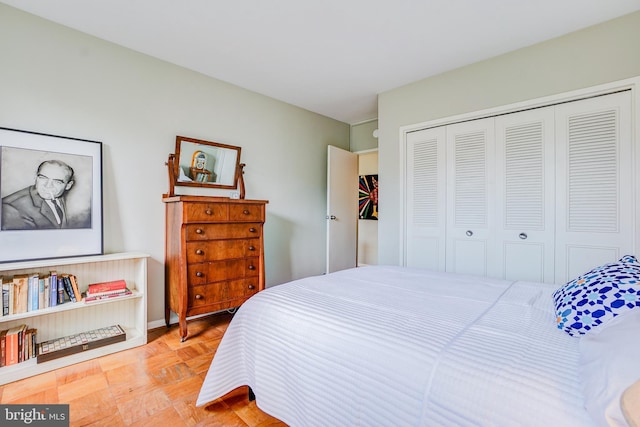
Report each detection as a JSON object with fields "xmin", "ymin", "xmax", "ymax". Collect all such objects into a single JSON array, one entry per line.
[{"xmin": 175, "ymin": 138, "xmax": 240, "ymax": 187}]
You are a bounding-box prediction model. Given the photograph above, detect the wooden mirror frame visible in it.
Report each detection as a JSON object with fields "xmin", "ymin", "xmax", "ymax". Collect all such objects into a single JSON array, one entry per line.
[{"xmin": 172, "ymin": 136, "xmax": 242, "ymax": 191}]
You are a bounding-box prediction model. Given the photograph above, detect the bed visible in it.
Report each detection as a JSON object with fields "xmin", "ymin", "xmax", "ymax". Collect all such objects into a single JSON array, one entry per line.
[{"xmin": 196, "ymin": 263, "xmax": 640, "ymax": 426}]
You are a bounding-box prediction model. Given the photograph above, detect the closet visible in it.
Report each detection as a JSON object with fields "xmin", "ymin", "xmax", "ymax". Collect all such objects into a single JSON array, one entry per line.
[{"xmin": 404, "ymin": 90, "xmax": 633, "ymax": 284}]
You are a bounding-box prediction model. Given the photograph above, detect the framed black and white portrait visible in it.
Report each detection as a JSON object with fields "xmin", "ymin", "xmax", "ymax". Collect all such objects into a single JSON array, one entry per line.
[{"xmin": 0, "ymin": 127, "xmax": 103, "ymax": 263}]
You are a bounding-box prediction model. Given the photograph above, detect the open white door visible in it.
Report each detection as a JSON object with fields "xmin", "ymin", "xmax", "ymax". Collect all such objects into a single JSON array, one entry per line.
[{"xmin": 326, "ymin": 145, "xmax": 358, "ymax": 273}]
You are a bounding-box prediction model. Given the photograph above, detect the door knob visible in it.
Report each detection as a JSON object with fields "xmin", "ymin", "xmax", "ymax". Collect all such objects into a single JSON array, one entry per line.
[{"xmin": 327, "ymin": 215, "xmax": 337, "ymax": 220}]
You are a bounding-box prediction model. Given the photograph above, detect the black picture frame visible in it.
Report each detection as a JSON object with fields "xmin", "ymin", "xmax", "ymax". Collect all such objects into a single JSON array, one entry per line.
[{"xmin": 0, "ymin": 127, "xmax": 103, "ymax": 263}]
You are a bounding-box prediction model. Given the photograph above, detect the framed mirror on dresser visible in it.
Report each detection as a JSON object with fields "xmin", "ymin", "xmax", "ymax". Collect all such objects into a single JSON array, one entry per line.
[{"xmin": 163, "ymin": 136, "xmax": 267, "ymax": 341}]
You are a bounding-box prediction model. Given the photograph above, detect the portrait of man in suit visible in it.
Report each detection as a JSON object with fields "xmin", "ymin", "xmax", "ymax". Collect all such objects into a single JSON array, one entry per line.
[{"xmin": 2, "ymin": 159, "xmax": 91, "ymax": 230}]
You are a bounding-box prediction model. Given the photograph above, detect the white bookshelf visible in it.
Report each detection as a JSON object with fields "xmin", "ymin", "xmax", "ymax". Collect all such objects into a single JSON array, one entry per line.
[{"xmin": 0, "ymin": 252, "xmax": 148, "ymax": 385}]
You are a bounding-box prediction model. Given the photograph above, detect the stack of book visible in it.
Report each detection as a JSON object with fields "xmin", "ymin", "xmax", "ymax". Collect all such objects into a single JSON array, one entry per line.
[
  {"xmin": 83, "ymin": 280, "xmax": 132, "ymax": 303},
  {"xmin": 0, "ymin": 324, "xmax": 37, "ymax": 367},
  {"xmin": 1, "ymin": 272, "xmax": 82, "ymax": 316}
]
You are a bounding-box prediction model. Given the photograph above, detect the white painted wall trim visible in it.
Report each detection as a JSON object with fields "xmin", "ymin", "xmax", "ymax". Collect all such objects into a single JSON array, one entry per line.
[{"xmin": 354, "ymin": 148, "xmax": 379, "ymax": 155}]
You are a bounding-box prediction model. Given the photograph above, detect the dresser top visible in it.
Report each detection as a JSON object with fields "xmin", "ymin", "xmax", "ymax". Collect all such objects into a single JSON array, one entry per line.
[{"xmin": 162, "ymin": 195, "xmax": 268, "ymax": 204}]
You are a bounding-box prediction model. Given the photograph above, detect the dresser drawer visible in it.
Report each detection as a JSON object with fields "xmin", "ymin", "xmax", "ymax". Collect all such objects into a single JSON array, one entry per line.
[
  {"xmin": 188, "ymin": 281, "xmax": 227, "ymax": 308},
  {"xmin": 186, "ymin": 223, "xmax": 262, "ymax": 240},
  {"xmin": 227, "ymin": 278, "xmax": 260, "ymax": 299},
  {"xmin": 187, "ymin": 258, "xmax": 260, "ymax": 284},
  {"xmin": 229, "ymin": 204, "xmax": 264, "ymax": 222},
  {"xmin": 186, "ymin": 239, "xmax": 260, "ymax": 263},
  {"xmin": 184, "ymin": 202, "xmax": 228, "ymax": 223},
  {"xmin": 188, "ymin": 279, "xmax": 259, "ymax": 309}
]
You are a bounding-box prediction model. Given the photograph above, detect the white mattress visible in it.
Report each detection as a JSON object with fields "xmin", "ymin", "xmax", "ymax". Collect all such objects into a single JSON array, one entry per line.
[{"xmin": 197, "ymin": 266, "xmax": 595, "ymax": 426}]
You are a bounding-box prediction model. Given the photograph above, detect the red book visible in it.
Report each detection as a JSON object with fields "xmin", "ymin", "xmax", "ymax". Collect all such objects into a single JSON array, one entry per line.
[
  {"xmin": 87, "ymin": 280, "xmax": 127, "ymax": 295},
  {"xmin": 0, "ymin": 330, "xmax": 7, "ymax": 367},
  {"xmin": 84, "ymin": 288, "xmax": 132, "ymax": 303},
  {"xmin": 5, "ymin": 324, "xmax": 24, "ymax": 366}
]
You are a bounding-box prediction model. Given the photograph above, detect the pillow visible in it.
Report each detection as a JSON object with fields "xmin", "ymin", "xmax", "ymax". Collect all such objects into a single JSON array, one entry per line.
[
  {"xmin": 579, "ymin": 309, "xmax": 640, "ymax": 427},
  {"xmin": 621, "ymin": 380, "xmax": 640, "ymax": 427},
  {"xmin": 553, "ymin": 255, "xmax": 640, "ymax": 336}
]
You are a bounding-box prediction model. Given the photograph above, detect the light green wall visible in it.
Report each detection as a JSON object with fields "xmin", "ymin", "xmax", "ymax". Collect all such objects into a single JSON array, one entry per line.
[
  {"xmin": 0, "ymin": 4, "xmax": 349, "ymax": 326},
  {"xmin": 377, "ymin": 11, "xmax": 640, "ymax": 265},
  {"xmin": 350, "ymin": 120, "xmax": 378, "ymax": 152}
]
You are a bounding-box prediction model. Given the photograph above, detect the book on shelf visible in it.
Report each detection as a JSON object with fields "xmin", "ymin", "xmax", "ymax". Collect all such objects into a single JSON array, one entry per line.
[
  {"xmin": 5, "ymin": 324, "xmax": 25, "ymax": 366},
  {"xmin": 17, "ymin": 324, "xmax": 27, "ymax": 363},
  {"xmin": 38, "ymin": 277, "xmax": 46, "ymax": 310},
  {"xmin": 49, "ymin": 271, "xmax": 58, "ymax": 308},
  {"xmin": 24, "ymin": 328, "xmax": 37, "ymax": 360},
  {"xmin": 7, "ymin": 280, "xmax": 14, "ymax": 316},
  {"xmin": 1, "ymin": 277, "xmax": 9, "ymax": 316},
  {"xmin": 1, "ymin": 325, "xmax": 35, "ymax": 367},
  {"xmin": 0, "ymin": 329, "xmax": 6, "ymax": 367},
  {"xmin": 28, "ymin": 274, "xmax": 39, "ymax": 311},
  {"xmin": 86, "ymin": 279, "xmax": 127, "ymax": 295},
  {"xmin": 42, "ymin": 276, "xmax": 50, "ymax": 310},
  {"xmin": 61, "ymin": 275, "xmax": 76, "ymax": 303},
  {"xmin": 86, "ymin": 286, "xmax": 133, "ymax": 297},
  {"xmin": 22, "ymin": 329, "xmax": 29, "ymax": 362},
  {"xmin": 84, "ymin": 288, "xmax": 133, "ymax": 303},
  {"xmin": 69, "ymin": 275, "xmax": 82, "ymax": 301},
  {"xmin": 13, "ymin": 274, "xmax": 29, "ymax": 314},
  {"xmin": 57, "ymin": 277, "xmax": 65, "ymax": 305}
]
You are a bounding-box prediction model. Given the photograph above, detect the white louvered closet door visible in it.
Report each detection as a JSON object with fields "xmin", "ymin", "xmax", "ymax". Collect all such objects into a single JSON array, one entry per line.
[
  {"xmin": 554, "ymin": 91, "xmax": 634, "ymax": 283},
  {"xmin": 493, "ymin": 107, "xmax": 556, "ymax": 283},
  {"xmin": 445, "ymin": 118, "xmax": 495, "ymax": 276},
  {"xmin": 405, "ymin": 126, "xmax": 447, "ymax": 270}
]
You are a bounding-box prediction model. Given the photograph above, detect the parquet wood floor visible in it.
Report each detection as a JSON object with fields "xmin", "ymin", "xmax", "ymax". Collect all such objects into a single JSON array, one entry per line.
[{"xmin": 0, "ymin": 312, "xmax": 287, "ymax": 426}]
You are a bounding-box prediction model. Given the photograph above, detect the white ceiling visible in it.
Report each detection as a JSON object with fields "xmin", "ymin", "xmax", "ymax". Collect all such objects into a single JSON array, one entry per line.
[{"xmin": 3, "ymin": 1, "xmax": 640, "ymax": 124}]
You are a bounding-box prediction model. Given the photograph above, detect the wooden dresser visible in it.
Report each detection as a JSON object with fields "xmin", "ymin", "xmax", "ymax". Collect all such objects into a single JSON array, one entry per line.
[{"xmin": 163, "ymin": 195, "xmax": 268, "ymax": 341}]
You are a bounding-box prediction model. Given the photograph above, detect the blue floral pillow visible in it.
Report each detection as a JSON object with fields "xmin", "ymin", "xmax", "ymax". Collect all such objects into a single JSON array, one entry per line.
[{"xmin": 553, "ymin": 255, "xmax": 640, "ymax": 336}]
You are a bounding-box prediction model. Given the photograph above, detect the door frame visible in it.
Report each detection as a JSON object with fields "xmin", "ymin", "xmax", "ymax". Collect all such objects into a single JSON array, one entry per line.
[{"xmin": 398, "ymin": 76, "xmax": 640, "ymax": 266}]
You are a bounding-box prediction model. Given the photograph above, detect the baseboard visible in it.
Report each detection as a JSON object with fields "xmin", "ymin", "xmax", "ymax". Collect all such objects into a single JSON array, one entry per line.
[{"xmin": 147, "ymin": 309, "xmax": 236, "ymax": 331}]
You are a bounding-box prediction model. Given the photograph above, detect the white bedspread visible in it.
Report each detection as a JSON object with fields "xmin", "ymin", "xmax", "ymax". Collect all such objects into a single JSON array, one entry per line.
[{"xmin": 197, "ymin": 266, "xmax": 595, "ymax": 426}]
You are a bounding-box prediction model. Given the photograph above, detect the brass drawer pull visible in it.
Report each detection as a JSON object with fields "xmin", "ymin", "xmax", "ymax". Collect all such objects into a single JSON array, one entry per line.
[
  {"xmin": 243, "ymin": 209, "xmax": 250, "ymax": 215},
  {"xmin": 248, "ymin": 265, "xmax": 256, "ymax": 271},
  {"xmin": 248, "ymin": 246, "xmax": 255, "ymax": 251},
  {"xmin": 196, "ymin": 271, "xmax": 204, "ymax": 277},
  {"xmin": 249, "ymin": 227, "xmax": 256, "ymax": 233},
  {"xmin": 195, "ymin": 294, "xmax": 203, "ymax": 300},
  {"xmin": 195, "ymin": 249, "xmax": 204, "ymax": 255},
  {"xmin": 205, "ymin": 209, "xmax": 213, "ymax": 215},
  {"xmin": 248, "ymin": 284, "xmax": 255, "ymax": 290},
  {"xmin": 195, "ymin": 228, "xmax": 203, "ymax": 234}
]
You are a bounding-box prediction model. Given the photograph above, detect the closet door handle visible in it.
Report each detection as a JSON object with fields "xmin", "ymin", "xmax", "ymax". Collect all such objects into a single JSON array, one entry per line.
[
  {"xmin": 465, "ymin": 230, "xmax": 473, "ymax": 237},
  {"xmin": 519, "ymin": 233, "xmax": 528, "ymax": 240}
]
